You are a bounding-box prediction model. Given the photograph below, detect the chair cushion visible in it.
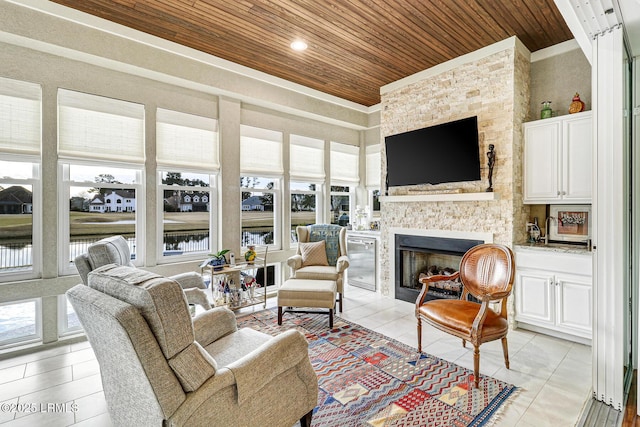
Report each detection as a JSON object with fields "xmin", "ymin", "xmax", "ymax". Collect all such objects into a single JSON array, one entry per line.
[
  {"xmin": 278, "ymin": 279, "xmax": 336, "ymax": 309},
  {"xmin": 418, "ymin": 299, "xmax": 508, "ymax": 339},
  {"xmin": 308, "ymin": 224, "xmax": 342, "ymax": 266},
  {"xmin": 293, "ymin": 265, "xmax": 339, "ymax": 281},
  {"xmin": 299, "ymin": 240, "xmax": 329, "ymax": 267}
]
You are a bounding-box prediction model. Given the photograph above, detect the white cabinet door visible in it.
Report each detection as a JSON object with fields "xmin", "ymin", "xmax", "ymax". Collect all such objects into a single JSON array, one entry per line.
[
  {"xmin": 523, "ymin": 121, "xmax": 561, "ymax": 202},
  {"xmin": 555, "ymin": 274, "xmax": 592, "ymax": 338},
  {"xmin": 515, "ymin": 270, "xmax": 555, "ymax": 327},
  {"xmin": 562, "ymin": 114, "xmax": 592, "ymax": 203}
]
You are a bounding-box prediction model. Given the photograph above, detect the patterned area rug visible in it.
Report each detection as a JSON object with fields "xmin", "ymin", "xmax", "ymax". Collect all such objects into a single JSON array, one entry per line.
[{"xmin": 237, "ymin": 309, "xmax": 517, "ymax": 427}]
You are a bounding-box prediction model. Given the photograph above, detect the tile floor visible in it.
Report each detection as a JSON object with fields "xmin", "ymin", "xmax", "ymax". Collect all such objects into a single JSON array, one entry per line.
[{"xmin": 0, "ymin": 284, "xmax": 592, "ymax": 426}]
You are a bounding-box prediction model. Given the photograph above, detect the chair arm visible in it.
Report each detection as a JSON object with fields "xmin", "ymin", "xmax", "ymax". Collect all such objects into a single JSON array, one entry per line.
[
  {"xmin": 193, "ymin": 307, "xmax": 238, "ymax": 346},
  {"xmin": 184, "ymin": 288, "xmax": 212, "ymax": 311},
  {"xmin": 336, "ymin": 255, "xmax": 350, "ymax": 273},
  {"xmin": 226, "ymin": 329, "xmax": 309, "ymax": 405},
  {"xmin": 171, "ymin": 271, "xmax": 207, "ymax": 289},
  {"xmin": 287, "ymin": 255, "xmax": 303, "ymax": 272}
]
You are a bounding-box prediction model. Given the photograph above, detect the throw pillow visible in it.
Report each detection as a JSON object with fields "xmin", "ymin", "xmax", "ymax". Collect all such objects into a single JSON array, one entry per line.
[{"xmin": 300, "ymin": 240, "xmax": 329, "ymax": 267}]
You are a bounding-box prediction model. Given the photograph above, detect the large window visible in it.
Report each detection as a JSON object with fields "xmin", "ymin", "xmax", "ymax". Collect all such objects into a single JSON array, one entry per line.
[
  {"xmin": 330, "ymin": 142, "xmax": 359, "ymax": 226},
  {"xmin": 157, "ymin": 109, "xmax": 218, "ymax": 261},
  {"xmin": 0, "ymin": 77, "xmax": 41, "ymax": 281},
  {"xmin": 240, "ymin": 125, "xmax": 283, "ymax": 249},
  {"xmin": 290, "ymin": 134, "xmax": 324, "ymax": 241},
  {"xmin": 0, "ymin": 298, "xmax": 41, "ymax": 348},
  {"xmin": 58, "ymin": 89, "xmax": 145, "ymax": 275}
]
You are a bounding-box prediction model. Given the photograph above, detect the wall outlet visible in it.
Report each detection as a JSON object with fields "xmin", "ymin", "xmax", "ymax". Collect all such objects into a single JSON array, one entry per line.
[{"xmin": 229, "ymin": 252, "xmax": 235, "ymax": 266}]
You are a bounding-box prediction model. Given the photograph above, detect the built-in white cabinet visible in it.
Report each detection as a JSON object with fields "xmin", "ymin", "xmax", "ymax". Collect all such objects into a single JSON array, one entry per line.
[
  {"xmin": 514, "ymin": 247, "xmax": 592, "ymax": 342},
  {"xmin": 523, "ymin": 111, "xmax": 592, "ymax": 204}
]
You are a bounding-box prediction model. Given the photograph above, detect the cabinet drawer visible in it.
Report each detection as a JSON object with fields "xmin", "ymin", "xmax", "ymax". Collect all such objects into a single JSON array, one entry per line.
[{"xmin": 515, "ymin": 249, "xmax": 592, "ymax": 276}]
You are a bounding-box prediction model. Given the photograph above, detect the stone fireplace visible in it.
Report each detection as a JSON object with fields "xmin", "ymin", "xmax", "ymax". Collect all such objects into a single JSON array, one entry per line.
[{"xmin": 378, "ymin": 37, "xmax": 531, "ymax": 303}]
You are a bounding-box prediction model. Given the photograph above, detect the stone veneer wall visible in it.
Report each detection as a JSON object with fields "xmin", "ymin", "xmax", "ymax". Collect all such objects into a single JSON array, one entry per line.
[{"xmin": 379, "ymin": 39, "xmax": 531, "ymax": 298}]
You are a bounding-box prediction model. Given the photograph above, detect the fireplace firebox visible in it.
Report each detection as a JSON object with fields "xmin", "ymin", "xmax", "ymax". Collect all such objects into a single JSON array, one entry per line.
[{"xmin": 394, "ymin": 234, "xmax": 483, "ymax": 303}]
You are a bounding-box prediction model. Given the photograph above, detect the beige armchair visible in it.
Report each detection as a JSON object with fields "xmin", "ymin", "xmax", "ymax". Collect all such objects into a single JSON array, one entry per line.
[
  {"xmin": 74, "ymin": 235, "xmax": 211, "ymax": 310},
  {"xmin": 67, "ymin": 264, "xmax": 318, "ymax": 426},
  {"xmin": 287, "ymin": 224, "xmax": 349, "ymax": 311}
]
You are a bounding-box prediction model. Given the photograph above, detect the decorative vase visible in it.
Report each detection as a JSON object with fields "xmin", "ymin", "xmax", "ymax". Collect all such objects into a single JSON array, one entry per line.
[
  {"xmin": 569, "ymin": 93, "xmax": 585, "ymax": 114},
  {"xmin": 541, "ymin": 101, "xmax": 552, "ymax": 119},
  {"xmin": 244, "ymin": 245, "xmax": 256, "ymax": 264}
]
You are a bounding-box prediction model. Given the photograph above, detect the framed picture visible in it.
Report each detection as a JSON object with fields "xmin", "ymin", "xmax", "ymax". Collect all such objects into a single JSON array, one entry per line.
[{"xmin": 549, "ymin": 205, "xmax": 591, "ymax": 243}]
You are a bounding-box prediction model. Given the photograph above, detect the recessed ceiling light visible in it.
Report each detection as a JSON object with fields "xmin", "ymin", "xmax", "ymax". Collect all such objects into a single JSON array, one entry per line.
[{"xmin": 290, "ymin": 40, "xmax": 308, "ymax": 51}]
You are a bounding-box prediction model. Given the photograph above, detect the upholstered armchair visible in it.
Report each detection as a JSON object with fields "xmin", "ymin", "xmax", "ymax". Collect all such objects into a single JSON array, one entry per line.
[
  {"xmin": 74, "ymin": 235, "xmax": 211, "ymax": 310},
  {"xmin": 287, "ymin": 224, "xmax": 349, "ymax": 311},
  {"xmin": 66, "ymin": 264, "xmax": 318, "ymax": 426}
]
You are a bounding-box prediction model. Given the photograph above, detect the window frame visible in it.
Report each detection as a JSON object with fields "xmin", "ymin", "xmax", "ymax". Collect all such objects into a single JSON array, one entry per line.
[
  {"xmin": 289, "ymin": 180, "xmax": 323, "ymax": 242},
  {"xmin": 240, "ymin": 175, "xmax": 282, "ymax": 251},
  {"xmin": 329, "ymin": 184, "xmax": 354, "ymax": 226},
  {"xmin": 0, "ymin": 298, "xmax": 42, "ymax": 349},
  {"xmin": 0, "ymin": 154, "xmax": 42, "ymax": 282},
  {"xmin": 58, "ymin": 159, "xmax": 145, "ymax": 276},
  {"xmin": 156, "ymin": 169, "xmax": 218, "ymax": 263}
]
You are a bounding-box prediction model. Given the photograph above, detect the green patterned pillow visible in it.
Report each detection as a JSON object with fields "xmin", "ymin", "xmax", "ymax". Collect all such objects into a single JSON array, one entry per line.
[{"xmin": 308, "ymin": 224, "xmax": 342, "ymax": 266}]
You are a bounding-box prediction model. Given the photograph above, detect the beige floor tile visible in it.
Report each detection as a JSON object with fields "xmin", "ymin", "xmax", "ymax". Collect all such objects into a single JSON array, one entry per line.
[
  {"xmin": 71, "ymin": 359, "xmax": 101, "ymax": 381},
  {"xmin": 72, "ymin": 412, "xmax": 113, "ymax": 427},
  {"xmin": 0, "ymin": 364, "xmax": 25, "ymax": 385},
  {"xmin": 0, "ymin": 346, "xmax": 70, "ymax": 370},
  {"xmin": 18, "ymin": 373, "xmax": 103, "ymax": 407},
  {"xmin": 0, "ymin": 367, "xmax": 72, "ymax": 402},
  {"xmin": 24, "ymin": 348, "xmax": 96, "ymax": 377},
  {"xmin": 0, "ymin": 397, "xmax": 19, "ymax": 423},
  {"xmin": 1, "ymin": 408, "xmax": 74, "ymax": 426},
  {"xmin": 73, "ymin": 391, "xmax": 109, "ymax": 423}
]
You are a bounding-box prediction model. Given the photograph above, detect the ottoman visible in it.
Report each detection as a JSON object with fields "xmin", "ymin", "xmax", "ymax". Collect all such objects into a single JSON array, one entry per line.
[{"xmin": 278, "ymin": 279, "xmax": 337, "ymax": 328}]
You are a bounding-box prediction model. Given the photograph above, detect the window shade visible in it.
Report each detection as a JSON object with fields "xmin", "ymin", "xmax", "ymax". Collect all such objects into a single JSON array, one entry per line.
[
  {"xmin": 0, "ymin": 77, "xmax": 41, "ymax": 155},
  {"xmin": 240, "ymin": 125, "xmax": 283, "ymax": 175},
  {"xmin": 156, "ymin": 108, "xmax": 219, "ymax": 170},
  {"xmin": 290, "ymin": 134, "xmax": 324, "ymax": 181},
  {"xmin": 330, "ymin": 141, "xmax": 359, "ymax": 183},
  {"xmin": 58, "ymin": 89, "xmax": 145, "ymax": 163},
  {"xmin": 366, "ymin": 144, "xmax": 381, "ymax": 187}
]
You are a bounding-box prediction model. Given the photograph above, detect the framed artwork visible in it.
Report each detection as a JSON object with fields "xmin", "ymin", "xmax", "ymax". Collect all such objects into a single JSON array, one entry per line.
[{"xmin": 549, "ymin": 205, "xmax": 591, "ymax": 243}]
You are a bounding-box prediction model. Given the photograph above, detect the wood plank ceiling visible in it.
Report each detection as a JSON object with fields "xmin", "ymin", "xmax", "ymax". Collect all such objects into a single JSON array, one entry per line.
[{"xmin": 49, "ymin": 0, "xmax": 573, "ymax": 106}]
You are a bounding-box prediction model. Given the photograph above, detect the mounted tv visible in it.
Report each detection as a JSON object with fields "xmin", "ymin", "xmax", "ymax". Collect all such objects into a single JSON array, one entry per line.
[{"xmin": 384, "ymin": 116, "xmax": 481, "ymax": 187}]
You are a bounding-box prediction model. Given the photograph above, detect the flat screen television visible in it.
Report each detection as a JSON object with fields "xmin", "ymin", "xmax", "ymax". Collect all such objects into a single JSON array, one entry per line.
[{"xmin": 384, "ymin": 116, "xmax": 481, "ymax": 187}]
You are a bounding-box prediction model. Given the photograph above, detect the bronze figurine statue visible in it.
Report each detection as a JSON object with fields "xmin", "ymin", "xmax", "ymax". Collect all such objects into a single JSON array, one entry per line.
[{"xmin": 486, "ymin": 144, "xmax": 495, "ymax": 192}]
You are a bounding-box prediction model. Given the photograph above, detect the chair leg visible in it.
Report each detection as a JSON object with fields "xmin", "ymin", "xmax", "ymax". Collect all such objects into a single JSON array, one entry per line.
[
  {"xmin": 300, "ymin": 409, "xmax": 313, "ymax": 427},
  {"xmin": 329, "ymin": 308, "xmax": 334, "ymax": 328},
  {"xmin": 462, "ymin": 339, "xmax": 466, "ymax": 348},
  {"xmin": 337, "ymin": 292, "xmax": 343, "ymax": 312},
  {"xmin": 417, "ymin": 317, "xmax": 422, "ymax": 353},
  {"xmin": 277, "ymin": 306, "xmax": 283, "ymax": 325},
  {"xmin": 473, "ymin": 345, "xmax": 480, "ymax": 388},
  {"xmin": 501, "ymin": 337, "xmax": 510, "ymax": 369}
]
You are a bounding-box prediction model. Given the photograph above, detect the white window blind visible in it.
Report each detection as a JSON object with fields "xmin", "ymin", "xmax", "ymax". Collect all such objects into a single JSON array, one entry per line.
[
  {"xmin": 366, "ymin": 144, "xmax": 381, "ymax": 188},
  {"xmin": 330, "ymin": 141, "xmax": 359, "ymax": 183},
  {"xmin": 240, "ymin": 125, "xmax": 283, "ymax": 175},
  {"xmin": 156, "ymin": 108, "xmax": 219, "ymax": 170},
  {"xmin": 290, "ymin": 134, "xmax": 324, "ymax": 181},
  {"xmin": 0, "ymin": 77, "xmax": 41, "ymax": 155},
  {"xmin": 58, "ymin": 89, "xmax": 144, "ymax": 163}
]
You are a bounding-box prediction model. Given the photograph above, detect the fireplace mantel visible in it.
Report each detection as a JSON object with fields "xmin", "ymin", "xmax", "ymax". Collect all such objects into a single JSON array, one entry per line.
[{"xmin": 380, "ymin": 192, "xmax": 500, "ymax": 203}]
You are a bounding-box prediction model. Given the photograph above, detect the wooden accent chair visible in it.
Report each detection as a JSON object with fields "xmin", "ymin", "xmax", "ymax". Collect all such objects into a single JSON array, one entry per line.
[{"xmin": 415, "ymin": 244, "xmax": 515, "ymax": 388}]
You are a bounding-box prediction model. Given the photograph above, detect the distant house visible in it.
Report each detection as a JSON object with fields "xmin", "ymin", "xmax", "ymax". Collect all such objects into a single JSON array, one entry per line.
[
  {"xmin": 0, "ymin": 186, "xmax": 33, "ymax": 214},
  {"xmin": 241, "ymin": 195, "xmax": 265, "ymax": 211},
  {"xmin": 89, "ymin": 190, "xmax": 136, "ymax": 213},
  {"xmin": 163, "ymin": 191, "xmax": 210, "ymax": 212},
  {"xmin": 178, "ymin": 192, "xmax": 209, "ymax": 212}
]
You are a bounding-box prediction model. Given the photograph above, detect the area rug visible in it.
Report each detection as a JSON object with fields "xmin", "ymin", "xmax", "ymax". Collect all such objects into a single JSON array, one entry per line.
[{"xmin": 237, "ymin": 309, "xmax": 517, "ymax": 427}]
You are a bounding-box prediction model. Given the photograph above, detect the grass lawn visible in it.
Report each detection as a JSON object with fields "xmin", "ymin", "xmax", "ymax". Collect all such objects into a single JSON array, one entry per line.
[{"xmin": 0, "ymin": 211, "xmax": 318, "ymax": 240}]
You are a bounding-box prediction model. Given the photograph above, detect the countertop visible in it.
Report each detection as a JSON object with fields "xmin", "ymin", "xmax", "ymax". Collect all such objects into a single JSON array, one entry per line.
[
  {"xmin": 346, "ymin": 229, "xmax": 381, "ymax": 238},
  {"xmin": 514, "ymin": 241, "xmax": 592, "ymax": 255}
]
